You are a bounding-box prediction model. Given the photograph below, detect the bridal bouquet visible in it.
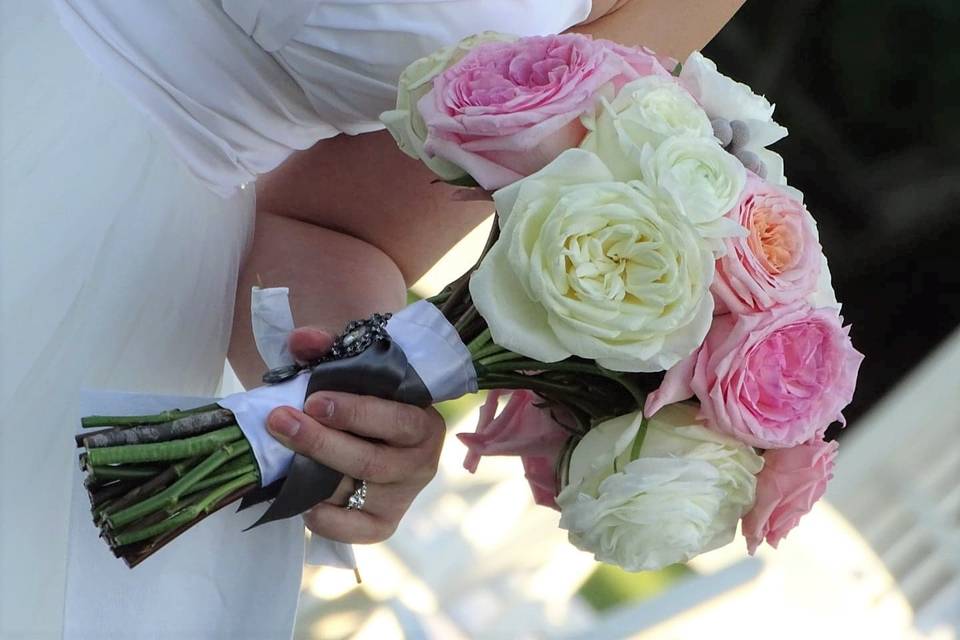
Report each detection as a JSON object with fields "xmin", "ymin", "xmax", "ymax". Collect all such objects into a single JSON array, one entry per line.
[{"xmin": 77, "ymin": 32, "xmax": 862, "ymax": 572}]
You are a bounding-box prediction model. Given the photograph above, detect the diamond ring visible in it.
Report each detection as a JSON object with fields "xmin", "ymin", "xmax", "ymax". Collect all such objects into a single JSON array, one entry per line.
[{"xmin": 345, "ymin": 479, "xmax": 368, "ymax": 511}]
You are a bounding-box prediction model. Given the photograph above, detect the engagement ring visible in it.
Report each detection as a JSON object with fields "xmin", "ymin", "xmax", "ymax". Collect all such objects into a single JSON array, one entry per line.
[{"xmin": 345, "ymin": 479, "xmax": 368, "ymax": 511}]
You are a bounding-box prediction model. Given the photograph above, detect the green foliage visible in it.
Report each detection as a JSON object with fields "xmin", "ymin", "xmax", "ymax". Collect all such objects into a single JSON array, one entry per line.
[
  {"xmin": 436, "ymin": 392, "xmax": 486, "ymax": 426},
  {"xmin": 577, "ymin": 563, "xmax": 693, "ymax": 612}
]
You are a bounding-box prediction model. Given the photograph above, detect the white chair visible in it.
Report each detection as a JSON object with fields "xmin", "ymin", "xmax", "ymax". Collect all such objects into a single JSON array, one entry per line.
[{"xmin": 828, "ymin": 327, "xmax": 960, "ymax": 633}]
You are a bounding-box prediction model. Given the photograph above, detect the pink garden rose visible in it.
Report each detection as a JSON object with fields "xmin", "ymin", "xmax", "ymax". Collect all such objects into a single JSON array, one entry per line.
[
  {"xmin": 420, "ymin": 34, "xmax": 669, "ymax": 189},
  {"xmin": 645, "ymin": 304, "xmax": 863, "ymax": 449},
  {"xmin": 742, "ymin": 438, "xmax": 838, "ymax": 554},
  {"xmin": 713, "ymin": 174, "xmax": 822, "ymax": 314},
  {"xmin": 458, "ymin": 390, "xmax": 571, "ymax": 509}
]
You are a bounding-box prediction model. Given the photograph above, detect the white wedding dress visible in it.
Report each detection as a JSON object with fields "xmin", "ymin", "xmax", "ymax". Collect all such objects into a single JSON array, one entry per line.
[{"xmin": 0, "ymin": 1, "xmax": 592, "ymax": 638}]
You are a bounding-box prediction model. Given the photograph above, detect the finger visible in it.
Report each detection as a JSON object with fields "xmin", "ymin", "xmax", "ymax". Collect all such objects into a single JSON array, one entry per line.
[
  {"xmin": 303, "ymin": 392, "xmax": 443, "ymax": 448},
  {"xmin": 267, "ymin": 407, "xmax": 430, "ymax": 484},
  {"xmin": 288, "ymin": 326, "xmax": 334, "ymax": 362},
  {"xmin": 323, "ymin": 474, "xmax": 355, "ymax": 507},
  {"xmin": 302, "ymin": 502, "xmax": 396, "ymax": 544},
  {"xmin": 321, "ymin": 480, "xmax": 418, "ymax": 522}
]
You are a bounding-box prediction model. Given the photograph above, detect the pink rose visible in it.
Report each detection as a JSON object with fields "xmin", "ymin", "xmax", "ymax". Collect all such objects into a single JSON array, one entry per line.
[
  {"xmin": 458, "ymin": 390, "xmax": 572, "ymax": 509},
  {"xmin": 420, "ymin": 34, "xmax": 669, "ymax": 189},
  {"xmin": 713, "ymin": 175, "xmax": 822, "ymax": 314},
  {"xmin": 645, "ymin": 304, "xmax": 863, "ymax": 449},
  {"xmin": 742, "ymin": 438, "xmax": 838, "ymax": 554}
]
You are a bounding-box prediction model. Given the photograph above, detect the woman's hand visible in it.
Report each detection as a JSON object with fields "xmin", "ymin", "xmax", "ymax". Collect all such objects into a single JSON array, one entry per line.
[{"xmin": 265, "ymin": 326, "xmax": 445, "ymax": 544}]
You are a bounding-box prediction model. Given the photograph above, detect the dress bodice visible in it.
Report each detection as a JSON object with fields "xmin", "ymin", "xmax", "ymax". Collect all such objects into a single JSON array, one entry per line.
[{"xmin": 55, "ymin": 0, "xmax": 593, "ymax": 195}]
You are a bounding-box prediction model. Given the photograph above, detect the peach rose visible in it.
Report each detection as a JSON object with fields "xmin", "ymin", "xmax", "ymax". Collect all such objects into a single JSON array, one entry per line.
[{"xmin": 712, "ymin": 175, "xmax": 822, "ymax": 314}]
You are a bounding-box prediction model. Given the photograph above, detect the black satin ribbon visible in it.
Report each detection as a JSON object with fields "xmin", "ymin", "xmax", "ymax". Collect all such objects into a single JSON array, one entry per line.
[{"xmin": 239, "ymin": 338, "xmax": 433, "ymax": 529}]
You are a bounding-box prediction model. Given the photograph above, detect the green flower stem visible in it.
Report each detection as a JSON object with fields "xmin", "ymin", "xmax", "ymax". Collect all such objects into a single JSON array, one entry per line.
[
  {"xmin": 181, "ymin": 459, "xmax": 258, "ymax": 498},
  {"xmin": 453, "ymin": 305, "xmax": 478, "ymax": 333},
  {"xmin": 629, "ymin": 415, "xmax": 650, "ymax": 461},
  {"xmin": 98, "ymin": 456, "xmax": 201, "ymax": 521},
  {"xmin": 81, "ymin": 404, "xmax": 221, "ymax": 429},
  {"xmin": 466, "ymin": 328, "xmax": 492, "ymax": 356},
  {"xmin": 90, "ymin": 465, "xmax": 162, "ymax": 481},
  {"xmin": 199, "ymin": 451, "xmax": 255, "ymax": 476},
  {"xmin": 119, "ymin": 481, "xmax": 258, "ymax": 569},
  {"xmin": 427, "ymin": 289, "xmax": 451, "ymax": 306},
  {"xmin": 112, "ymin": 472, "xmax": 258, "ymax": 547},
  {"xmin": 105, "ymin": 439, "xmax": 252, "ymax": 529},
  {"xmin": 476, "ymin": 374, "xmax": 608, "ymax": 417},
  {"xmin": 88, "ymin": 480, "xmax": 137, "ymax": 510},
  {"xmin": 480, "ymin": 360, "xmax": 648, "ymax": 408},
  {"xmin": 476, "ymin": 349, "xmax": 518, "ymax": 367},
  {"xmin": 93, "ymin": 498, "xmax": 116, "ymax": 521},
  {"xmin": 86, "ymin": 426, "xmax": 242, "ymax": 466}
]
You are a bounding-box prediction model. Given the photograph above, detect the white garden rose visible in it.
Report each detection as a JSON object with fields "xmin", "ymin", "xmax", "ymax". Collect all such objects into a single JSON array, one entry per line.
[
  {"xmin": 679, "ymin": 52, "xmax": 793, "ymax": 190},
  {"xmin": 580, "ymin": 76, "xmax": 713, "ymax": 181},
  {"xmin": 470, "ymin": 149, "xmax": 716, "ymax": 372},
  {"xmin": 557, "ymin": 405, "xmax": 763, "ymax": 571},
  {"xmin": 641, "ymin": 135, "xmax": 747, "ymax": 241},
  {"xmin": 380, "ymin": 32, "xmax": 515, "ymax": 181},
  {"xmin": 679, "ymin": 52, "xmax": 775, "ymax": 123}
]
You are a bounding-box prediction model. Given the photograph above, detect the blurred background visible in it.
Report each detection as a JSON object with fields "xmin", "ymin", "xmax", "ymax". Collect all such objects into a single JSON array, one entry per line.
[{"xmin": 286, "ymin": 2, "xmax": 960, "ymax": 638}]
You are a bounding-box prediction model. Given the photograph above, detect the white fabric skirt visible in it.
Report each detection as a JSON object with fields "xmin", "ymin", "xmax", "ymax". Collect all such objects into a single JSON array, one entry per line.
[{"xmin": 0, "ymin": 2, "xmax": 256, "ymax": 637}]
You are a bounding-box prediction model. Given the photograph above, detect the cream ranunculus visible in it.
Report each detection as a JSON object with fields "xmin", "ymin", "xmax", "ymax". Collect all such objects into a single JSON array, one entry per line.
[
  {"xmin": 641, "ymin": 135, "xmax": 747, "ymax": 240},
  {"xmin": 580, "ymin": 76, "xmax": 713, "ymax": 181},
  {"xmin": 470, "ymin": 149, "xmax": 716, "ymax": 372},
  {"xmin": 557, "ymin": 404, "xmax": 763, "ymax": 571},
  {"xmin": 380, "ymin": 32, "xmax": 515, "ymax": 181}
]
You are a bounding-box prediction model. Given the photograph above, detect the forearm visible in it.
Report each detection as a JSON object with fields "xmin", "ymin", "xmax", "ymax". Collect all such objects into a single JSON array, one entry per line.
[
  {"xmin": 254, "ymin": 131, "xmax": 494, "ymax": 285},
  {"xmin": 571, "ymin": 0, "xmax": 746, "ymax": 60}
]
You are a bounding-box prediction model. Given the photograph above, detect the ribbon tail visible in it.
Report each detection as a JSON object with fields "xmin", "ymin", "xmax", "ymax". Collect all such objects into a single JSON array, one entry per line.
[
  {"xmin": 244, "ymin": 455, "xmax": 342, "ymax": 529},
  {"xmin": 236, "ymin": 480, "xmax": 281, "ymax": 512}
]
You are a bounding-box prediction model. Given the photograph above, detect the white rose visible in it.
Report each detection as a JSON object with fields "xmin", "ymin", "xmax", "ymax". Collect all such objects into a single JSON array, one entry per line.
[
  {"xmin": 679, "ymin": 52, "xmax": 774, "ymax": 123},
  {"xmin": 557, "ymin": 405, "xmax": 763, "ymax": 571},
  {"xmin": 380, "ymin": 32, "xmax": 515, "ymax": 181},
  {"xmin": 470, "ymin": 149, "xmax": 716, "ymax": 372},
  {"xmin": 641, "ymin": 135, "xmax": 747, "ymax": 241},
  {"xmin": 679, "ymin": 52, "xmax": 792, "ymax": 188},
  {"xmin": 580, "ymin": 76, "xmax": 713, "ymax": 181}
]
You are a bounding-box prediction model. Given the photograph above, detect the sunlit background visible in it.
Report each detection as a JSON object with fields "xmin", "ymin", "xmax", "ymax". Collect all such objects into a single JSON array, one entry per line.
[{"xmin": 280, "ymin": 2, "xmax": 960, "ymax": 637}]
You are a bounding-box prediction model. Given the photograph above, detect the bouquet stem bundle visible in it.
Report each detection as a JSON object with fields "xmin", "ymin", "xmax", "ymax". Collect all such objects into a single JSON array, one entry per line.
[{"xmin": 78, "ymin": 406, "xmax": 260, "ymax": 567}]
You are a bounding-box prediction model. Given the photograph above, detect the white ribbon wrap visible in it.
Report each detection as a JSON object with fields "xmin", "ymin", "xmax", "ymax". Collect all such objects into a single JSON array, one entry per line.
[
  {"xmin": 250, "ymin": 286, "xmax": 296, "ymax": 369},
  {"xmin": 384, "ymin": 300, "xmax": 478, "ymax": 402},
  {"xmin": 219, "ymin": 372, "xmax": 308, "ymax": 486}
]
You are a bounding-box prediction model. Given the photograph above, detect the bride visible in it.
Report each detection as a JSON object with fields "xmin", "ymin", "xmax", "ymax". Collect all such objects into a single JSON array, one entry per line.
[{"xmin": 0, "ymin": 0, "xmax": 744, "ymax": 637}]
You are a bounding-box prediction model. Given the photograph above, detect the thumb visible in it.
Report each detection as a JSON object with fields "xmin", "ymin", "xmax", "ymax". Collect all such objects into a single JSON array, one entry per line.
[{"xmin": 288, "ymin": 326, "xmax": 335, "ymax": 363}]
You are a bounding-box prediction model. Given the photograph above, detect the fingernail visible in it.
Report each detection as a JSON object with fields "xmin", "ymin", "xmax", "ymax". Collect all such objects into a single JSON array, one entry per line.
[
  {"xmin": 317, "ymin": 397, "xmax": 335, "ymax": 418},
  {"xmin": 269, "ymin": 409, "xmax": 300, "ymax": 438},
  {"xmin": 303, "ymin": 392, "xmax": 333, "ymax": 420}
]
